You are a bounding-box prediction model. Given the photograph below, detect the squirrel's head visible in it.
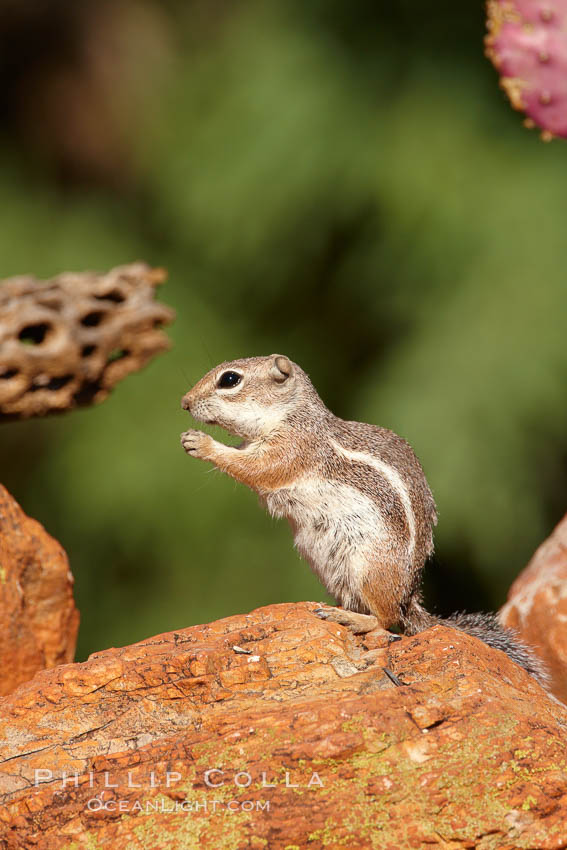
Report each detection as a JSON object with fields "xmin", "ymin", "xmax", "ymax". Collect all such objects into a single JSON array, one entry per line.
[{"xmin": 181, "ymin": 354, "xmax": 321, "ymax": 440}]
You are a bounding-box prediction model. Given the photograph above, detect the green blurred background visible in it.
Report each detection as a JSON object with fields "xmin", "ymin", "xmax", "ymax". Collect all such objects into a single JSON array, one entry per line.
[{"xmin": 1, "ymin": 0, "xmax": 566, "ymax": 661}]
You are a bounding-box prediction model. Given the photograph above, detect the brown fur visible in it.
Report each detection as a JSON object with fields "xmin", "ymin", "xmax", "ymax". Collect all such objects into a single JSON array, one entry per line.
[
  {"xmin": 361, "ymin": 559, "xmax": 407, "ymax": 629},
  {"xmin": 182, "ymin": 354, "xmax": 436, "ymax": 622},
  {"xmin": 181, "ymin": 354, "xmax": 548, "ymax": 686},
  {"xmin": 201, "ymin": 437, "xmax": 304, "ymax": 492}
]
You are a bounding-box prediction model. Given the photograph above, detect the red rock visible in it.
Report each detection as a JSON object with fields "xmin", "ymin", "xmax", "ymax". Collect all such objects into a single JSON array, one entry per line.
[
  {"xmin": 501, "ymin": 513, "xmax": 567, "ymax": 704},
  {"xmin": 0, "ymin": 485, "xmax": 79, "ymax": 696},
  {"xmin": 0, "ymin": 601, "xmax": 565, "ymax": 849}
]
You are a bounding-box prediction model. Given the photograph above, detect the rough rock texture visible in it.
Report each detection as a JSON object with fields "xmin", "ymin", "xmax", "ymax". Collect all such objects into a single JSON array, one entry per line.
[
  {"xmin": 501, "ymin": 513, "xmax": 567, "ymax": 705},
  {"xmin": 486, "ymin": 0, "xmax": 567, "ymax": 140},
  {"xmin": 0, "ymin": 485, "xmax": 79, "ymax": 697},
  {"xmin": 0, "ymin": 262, "xmax": 174, "ymax": 421},
  {"xmin": 0, "ymin": 601, "xmax": 565, "ymax": 850}
]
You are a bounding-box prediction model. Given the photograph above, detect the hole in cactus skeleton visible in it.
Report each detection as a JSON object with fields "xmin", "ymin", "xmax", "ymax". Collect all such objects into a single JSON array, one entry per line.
[
  {"xmin": 18, "ymin": 323, "xmax": 51, "ymax": 345},
  {"xmin": 94, "ymin": 289, "xmax": 126, "ymax": 304},
  {"xmin": 0, "ymin": 368, "xmax": 18, "ymax": 379},
  {"xmin": 46, "ymin": 375, "xmax": 73, "ymax": 391},
  {"xmin": 107, "ymin": 349, "xmax": 129, "ymax": 363},
  {"xmin": 29, "ymin": 374, "xmax": 73, "ymax": 392},
  {"xmin": 81, "ymin": 344, "xmax": 97, "ymax": 357},
  {"xmin": 81, "ymin": 311, "xmax": 106, "ymax": 327}
]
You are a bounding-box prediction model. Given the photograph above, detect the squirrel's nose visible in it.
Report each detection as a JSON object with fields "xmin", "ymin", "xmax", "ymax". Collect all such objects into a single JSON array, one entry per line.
[{"xmin": 181, "ymin": 393, "xmax": 192, "ymax": 411}]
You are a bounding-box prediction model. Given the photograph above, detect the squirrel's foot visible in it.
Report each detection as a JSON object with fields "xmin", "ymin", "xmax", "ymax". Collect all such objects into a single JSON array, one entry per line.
[
  {"xmin": 314, "ymin": 606, "xmax": 379, "ymax": 634},
  {"xmin": 181, "ymin": 429, "xmax": 213, "ymax": 459}
]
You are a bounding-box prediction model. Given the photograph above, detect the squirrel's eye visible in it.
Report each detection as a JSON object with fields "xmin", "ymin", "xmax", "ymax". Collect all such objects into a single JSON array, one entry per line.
[{"xmin": 217, "ymin": 370, "xmax": 242, "ymax": 389}]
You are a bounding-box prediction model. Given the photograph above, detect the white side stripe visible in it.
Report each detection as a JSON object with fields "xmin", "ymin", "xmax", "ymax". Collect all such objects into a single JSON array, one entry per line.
[{"xmin": 329, "ymin": 438, "xmax": 416, "ymax": 562}]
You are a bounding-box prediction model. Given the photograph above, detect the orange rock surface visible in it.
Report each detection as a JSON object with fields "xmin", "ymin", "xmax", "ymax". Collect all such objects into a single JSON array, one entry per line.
[
  {"xmin": 0, "ymin": 601, "xmax": 565, "ymax": 849},
  {"xmin": 0, "ymin": 485, "xmax": 79, "ymax": 696},
  {"xmin": 501, "ymin": 513, "xmax": 567, "ymax": 705}
]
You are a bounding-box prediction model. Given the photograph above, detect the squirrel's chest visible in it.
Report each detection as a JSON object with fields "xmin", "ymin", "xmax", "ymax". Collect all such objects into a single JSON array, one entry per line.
[{"xmin": 262, "ymin": 476, "xmax": 386, "ymax": 607}]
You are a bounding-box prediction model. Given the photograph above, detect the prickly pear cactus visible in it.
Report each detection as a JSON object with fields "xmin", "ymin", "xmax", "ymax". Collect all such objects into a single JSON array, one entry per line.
[{"xmin": 486, "ymin": 0, "xmax": 567, "ymax": 140}]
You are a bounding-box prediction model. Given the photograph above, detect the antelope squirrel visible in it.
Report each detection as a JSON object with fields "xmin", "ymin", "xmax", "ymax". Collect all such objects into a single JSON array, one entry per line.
[{"xmin": 180, "ymin": 354, "xmax": 546, "ymax": 684}]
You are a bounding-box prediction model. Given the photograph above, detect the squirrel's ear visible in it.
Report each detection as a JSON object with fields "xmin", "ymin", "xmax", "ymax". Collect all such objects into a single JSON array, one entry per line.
[{"xmin": 269, "ymin": 355, "xmax": 293, "ymax": 383}]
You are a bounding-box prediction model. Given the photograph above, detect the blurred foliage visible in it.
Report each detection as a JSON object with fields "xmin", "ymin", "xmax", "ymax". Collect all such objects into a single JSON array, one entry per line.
[{"xmin": 0, "ymin": 0, "xmax": 566, "ymax": 659}]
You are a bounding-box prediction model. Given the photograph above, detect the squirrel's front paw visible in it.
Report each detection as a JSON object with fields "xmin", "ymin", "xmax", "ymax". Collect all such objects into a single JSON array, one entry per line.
[{"xmin": 181, "ymin": 429, "xmax": 212, "ymax": 459}]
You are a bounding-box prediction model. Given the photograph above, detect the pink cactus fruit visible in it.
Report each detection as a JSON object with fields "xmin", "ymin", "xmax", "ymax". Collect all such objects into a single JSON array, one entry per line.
[{"xmin": 486, "ymin": 0, "xmax": 567, "ymax": 140}]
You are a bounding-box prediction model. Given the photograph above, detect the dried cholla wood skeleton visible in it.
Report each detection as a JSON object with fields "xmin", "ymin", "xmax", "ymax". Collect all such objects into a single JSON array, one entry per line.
[{"xmin": 0, "ymin": 262, "xmax": 174, "ymax": 421}]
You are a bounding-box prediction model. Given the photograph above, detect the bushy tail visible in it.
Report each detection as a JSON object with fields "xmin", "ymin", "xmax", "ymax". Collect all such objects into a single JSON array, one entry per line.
[{"xmin": 402, "ymin": 598, "xmax": 548, "ymax": 687}]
